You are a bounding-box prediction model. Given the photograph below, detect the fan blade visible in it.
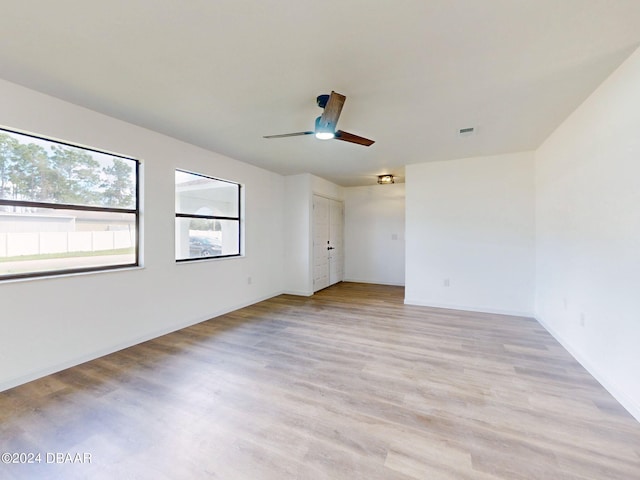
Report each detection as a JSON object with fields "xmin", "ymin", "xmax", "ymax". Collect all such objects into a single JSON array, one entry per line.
[
  {"xmin": 318, "ymin": 91, "xmax": 346, "ymax": 132},
  {"xmin": 263, "ymin": 131, "xmax": 314, "ymax": 139},
  {"xmin": 335, "ymin": 130, "xmax": 375, "ymax": 146}
]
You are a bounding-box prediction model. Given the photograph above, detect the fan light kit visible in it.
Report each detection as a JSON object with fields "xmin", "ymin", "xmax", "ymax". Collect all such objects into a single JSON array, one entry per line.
[
  {"xmin": 264, "ymin": 91, "xmax": 374, "ymax": 146},
  {"xmin": 378, "ymin": 174, "xmax": 394, "ymax": 185},
  {"xmin": 315, "ymin": 131, "xmax": 335, "ymax": 140}
]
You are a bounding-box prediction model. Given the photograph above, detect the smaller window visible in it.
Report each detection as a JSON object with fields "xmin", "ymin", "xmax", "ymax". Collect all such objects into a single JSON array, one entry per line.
[{"xmin": 175, "ymin": 170, "xmax": 241, "ymax": 261}]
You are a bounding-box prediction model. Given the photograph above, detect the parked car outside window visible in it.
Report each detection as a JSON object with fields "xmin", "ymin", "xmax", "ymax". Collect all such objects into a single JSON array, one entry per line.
[{"xmin": 189, "ymin": 237, "xmax": 222, "ymax": 257}]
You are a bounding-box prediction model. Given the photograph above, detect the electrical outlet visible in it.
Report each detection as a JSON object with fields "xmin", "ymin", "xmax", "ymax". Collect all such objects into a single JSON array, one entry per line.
[
  {"xmin": 579, "ymin": 313, "xmax": 585, "ymax": 327},
  {"xmin": 443, "ymin": 278, "xmax": 450, "ymax": 287},
  {"xmin": 247, "ymin": 276, "xmax": 252, "ymax": 285}
]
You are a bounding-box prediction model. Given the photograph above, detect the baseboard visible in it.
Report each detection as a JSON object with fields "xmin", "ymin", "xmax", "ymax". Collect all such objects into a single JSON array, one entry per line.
[
  {"xmin": 0, "ymin": 291, "xmax": 283, "ymax": 394},
  {"xmin": 282, "ymin": 289, "xmax": 314, "ymax": 297},
  {"xmin": 403, "ymin": 298, "xmax": 534, "ymax": 318},
  {"xmin": 536, "ymin": 315, "xmax": 640, "ymax": 424},
  {"xmin": 343, "ymin": 278, "xmax": 405, "ymax": 287}
]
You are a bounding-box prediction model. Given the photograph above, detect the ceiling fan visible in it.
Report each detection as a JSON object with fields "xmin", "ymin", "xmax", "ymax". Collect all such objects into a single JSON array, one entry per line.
[{"xmin": 263, "ymin": 91, "xmax": 375, "ymax": 146}]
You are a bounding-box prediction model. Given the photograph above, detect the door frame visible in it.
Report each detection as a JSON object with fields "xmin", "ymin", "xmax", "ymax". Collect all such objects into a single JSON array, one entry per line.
[{"xmin": 312, "ymin": 193, "xmax": 344, "ymax": 292}]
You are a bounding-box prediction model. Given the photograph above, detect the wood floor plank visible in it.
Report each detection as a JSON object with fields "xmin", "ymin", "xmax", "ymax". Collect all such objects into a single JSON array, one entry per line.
[{"xmin": 1, "ymin": 282, "xmax": 639, "ymax": 479}]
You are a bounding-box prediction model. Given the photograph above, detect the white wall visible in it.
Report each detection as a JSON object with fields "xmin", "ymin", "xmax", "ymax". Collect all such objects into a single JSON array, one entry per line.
[
  {"xmin": 405, "ymin": 152, "xmax": 535, "ymax": 316},
  {"xmin": 535, "ymin": 46, "xmax": 640, "ymax": 421},
  {"xmin": 0, "ymin": 78, "xmax": 285, "ymax": 391},
  {"xmin": 312, "ymin": 175, "xmax": 344, "ymax": 201},
  {"xmin": 344, "ymin": 183, "xmax": 405, "ymax": 286},
  {"xmin": 283, "ymin": 174, "xmax": 313, "ymax": 296}
]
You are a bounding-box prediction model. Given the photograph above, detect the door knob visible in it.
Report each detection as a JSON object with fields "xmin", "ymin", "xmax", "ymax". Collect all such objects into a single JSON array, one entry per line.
[{"xmin": 327, "ymin": 246, "xmax": 335, "ymax": 250}]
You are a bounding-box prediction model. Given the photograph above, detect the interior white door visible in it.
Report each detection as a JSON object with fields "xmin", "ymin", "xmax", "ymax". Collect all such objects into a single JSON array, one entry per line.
[
  {"xmin": 328, "ymin": 198, "xmax": 344, "ymax": 285},
  {"xmin": 313, "ymin": 195, "xmax": 330, "ymax": 292},
  {"xmin": 313, "ymin": 195, "xmax": 344, "ymax": 292}
]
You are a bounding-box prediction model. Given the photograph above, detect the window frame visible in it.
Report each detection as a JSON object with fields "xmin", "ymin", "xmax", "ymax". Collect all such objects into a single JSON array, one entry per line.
[
  {"xmin": 175, "ymin": 169, "xmax": 242, "ymax": 262},
  {"xmin": 0, "ymin": 126, "xmax": 140, "ymax": 281}
]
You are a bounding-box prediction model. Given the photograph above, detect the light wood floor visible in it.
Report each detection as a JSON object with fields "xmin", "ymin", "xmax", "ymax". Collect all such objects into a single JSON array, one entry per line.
[{"xmin": 1, "ymin": 283, "xmax": 639, "ymax": 479}]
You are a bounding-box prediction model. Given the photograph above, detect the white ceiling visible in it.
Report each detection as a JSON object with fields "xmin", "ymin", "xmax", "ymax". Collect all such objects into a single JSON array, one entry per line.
[{"xmin": 1, "ymin": 0, "xmax": 639, "ymax": 186}]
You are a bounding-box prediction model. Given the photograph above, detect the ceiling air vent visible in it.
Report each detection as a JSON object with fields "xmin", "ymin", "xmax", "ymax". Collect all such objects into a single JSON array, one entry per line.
[{"xmin": 458, "ymin": 127, "xmax": 475, "ymax": 136}]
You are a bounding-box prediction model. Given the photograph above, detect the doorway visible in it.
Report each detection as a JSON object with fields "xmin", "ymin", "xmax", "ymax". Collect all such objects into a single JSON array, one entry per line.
[{"xmin": 313, "ymin": 195, "xmax": 344, "ymax": 292}]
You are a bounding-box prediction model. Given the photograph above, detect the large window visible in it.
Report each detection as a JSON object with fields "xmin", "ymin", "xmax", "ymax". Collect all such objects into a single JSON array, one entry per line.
[
  {"xmin": 175, "ymin": 170, "xmax": 241, "ymax": 261},
  {"xmin": 0, "ymin": 127, "xmax": 139, "ymax": 280}
]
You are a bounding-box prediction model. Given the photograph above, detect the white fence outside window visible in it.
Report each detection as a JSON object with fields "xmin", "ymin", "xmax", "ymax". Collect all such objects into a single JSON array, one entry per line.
[{"xmin": 0, "ymin": 230, "xmax": 135, "ymax": 258}]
